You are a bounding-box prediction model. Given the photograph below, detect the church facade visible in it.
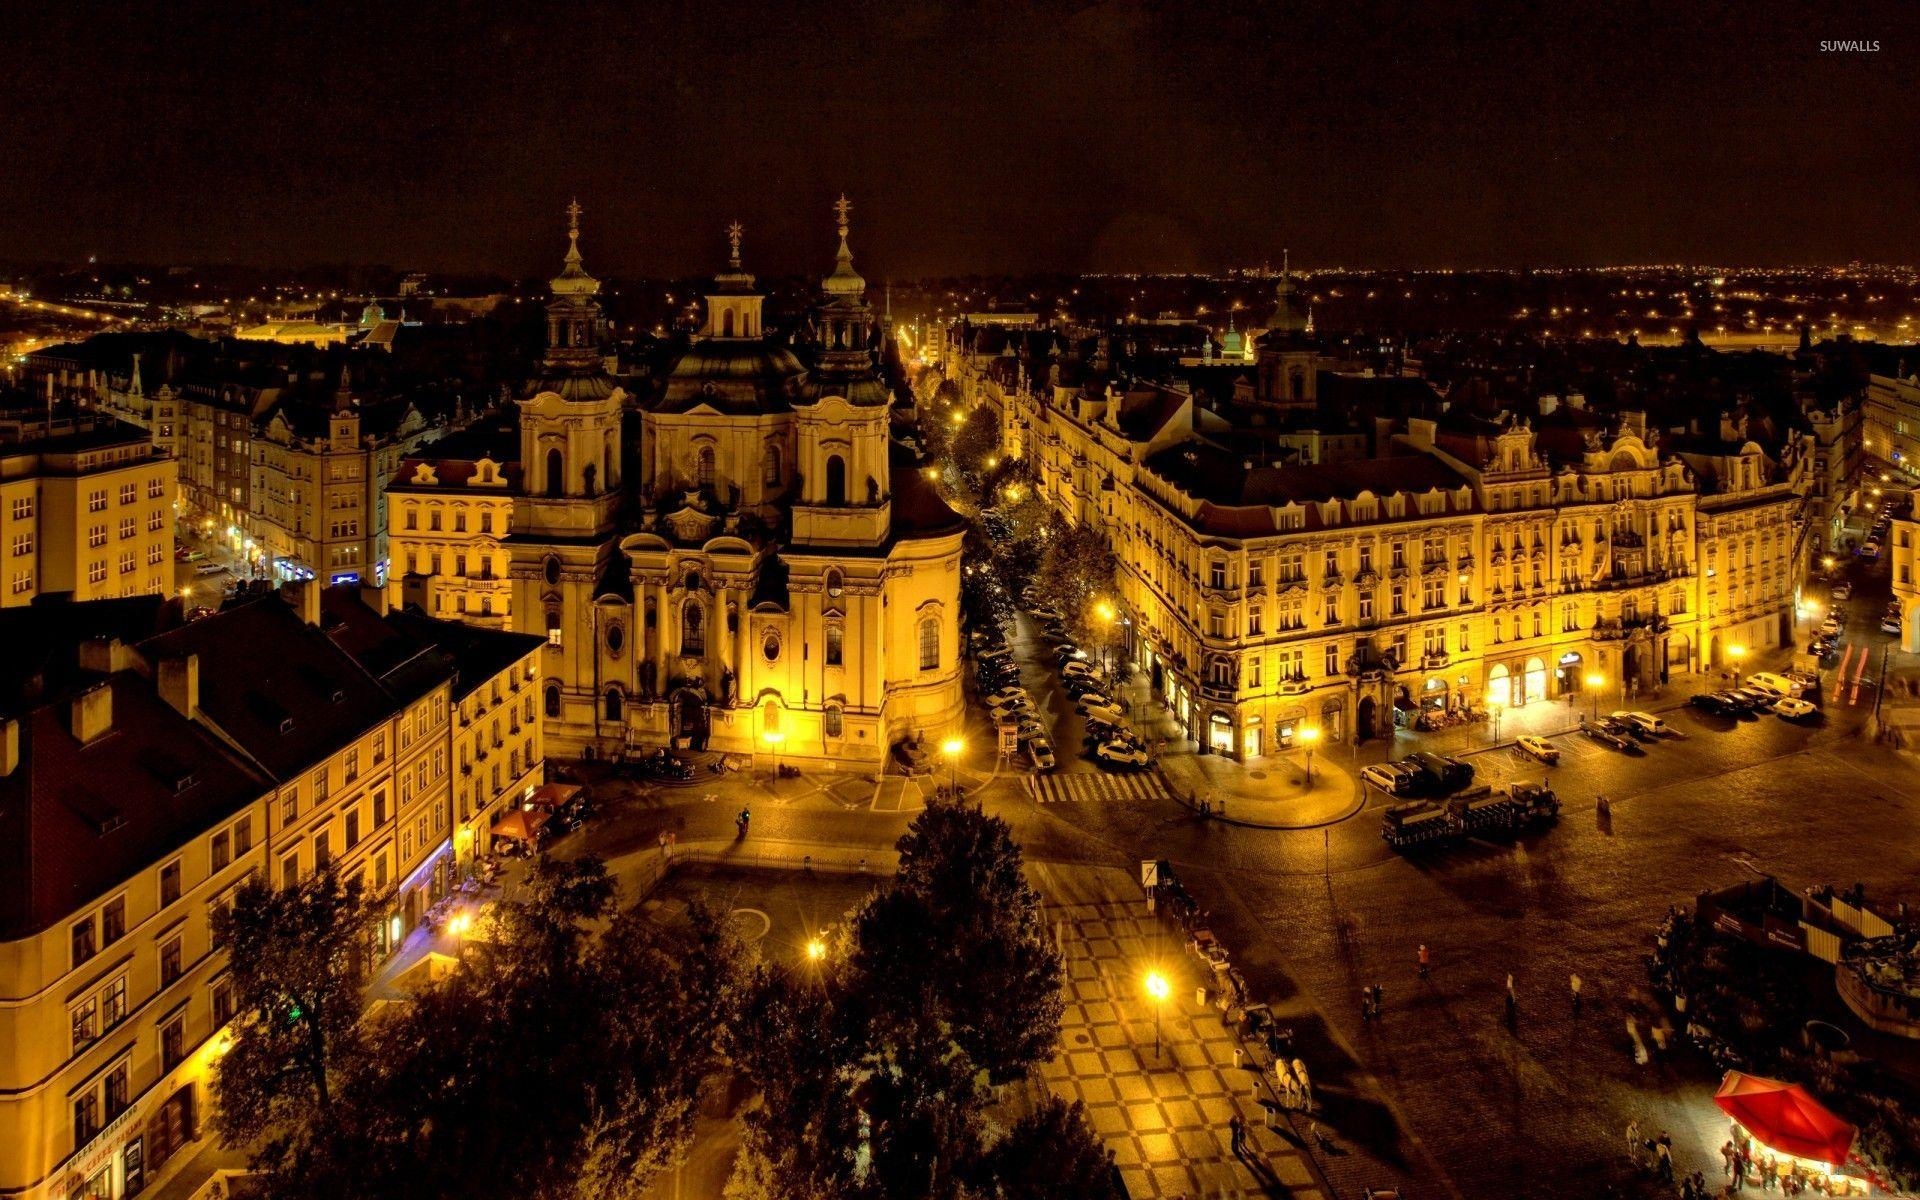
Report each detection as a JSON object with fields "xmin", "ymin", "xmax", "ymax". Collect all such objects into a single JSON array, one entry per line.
[{"xmin": 510, "ymin": 203, "xmax": 966, "ymax": 764}]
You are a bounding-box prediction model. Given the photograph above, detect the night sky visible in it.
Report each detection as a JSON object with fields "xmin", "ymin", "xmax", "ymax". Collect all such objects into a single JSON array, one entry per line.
[{"xmin": 2, "ymin": 0, "xmax": 1915, "ymax": 276}]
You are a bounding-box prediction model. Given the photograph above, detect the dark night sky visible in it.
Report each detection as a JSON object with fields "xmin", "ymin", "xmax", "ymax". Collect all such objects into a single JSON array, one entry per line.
[{"xmin": 2, "ymin": 0, "xmax": 1915, "ymax": 277}]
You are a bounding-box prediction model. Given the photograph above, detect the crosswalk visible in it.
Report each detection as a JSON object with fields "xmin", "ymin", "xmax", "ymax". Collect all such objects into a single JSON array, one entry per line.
[{"xmin": 1025, "ymin": 769, "xmax": 1173, "ymax": 805}]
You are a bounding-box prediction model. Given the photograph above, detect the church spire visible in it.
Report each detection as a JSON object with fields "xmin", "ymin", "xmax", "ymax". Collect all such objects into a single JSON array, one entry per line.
[
  {"xmin": 727, "ymin": 220, "xmax": 743, "ymax": 270},
  {"xmin": 822, "ymin": 193, "xmax": 866, "ymax": 297},
  {"xmin": 550, "ymin": 199, "xmax": 600, "ymax": 298},
  {"xmin": 1270, "ymin": 248, "xmax": 1309, "ymax": 337}
]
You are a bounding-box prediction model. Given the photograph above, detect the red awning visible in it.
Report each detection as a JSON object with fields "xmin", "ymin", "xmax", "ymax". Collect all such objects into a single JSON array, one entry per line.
[
  {"xmin": 491, "ymin": 807, "xmax": 551, "ymax": 843},
  {"xmin": 1714, "ymin": 1071, "xmax": 1857, "ymax": 1166},
  {"xmin": 527, "ymin": 782, "xmax": 583, "ymax": 811}
]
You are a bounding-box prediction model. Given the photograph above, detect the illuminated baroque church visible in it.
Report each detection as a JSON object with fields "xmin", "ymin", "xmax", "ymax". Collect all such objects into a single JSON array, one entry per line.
[{"xmin": 510, "ymin": 200, "xmax": 967, "ymax": 763}]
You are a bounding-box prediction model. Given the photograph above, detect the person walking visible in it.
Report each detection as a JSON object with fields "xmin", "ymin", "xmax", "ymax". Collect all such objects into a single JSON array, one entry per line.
[
  {"xmin": 1229, "ymin": 1114, "xmax": 1245, "ymax": 1156},
  {"xmin": 1418, "ymin": 943, "xmax": 1431, "ymax": 978},
  {"xmin": 1626, "ymin": 1118, "xmax": 1642, "ymax": 1167},
  {"xmin": 1570, "ymin": 972, "xmax": 1583, "ymax": 1015},
  {"xmin": 1656, "ymin": 1135, "xmax": 1674, "ymax": 1182}
]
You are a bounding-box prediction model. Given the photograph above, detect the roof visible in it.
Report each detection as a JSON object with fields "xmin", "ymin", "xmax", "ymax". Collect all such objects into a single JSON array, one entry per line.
[
  {"xmin": 0, "ymin": 672, "xmax": 268, "ymax": 939},
  {"xmin": 655, "ymin": 339, "xmax": 807, "ymax": 415},
  {"xmin": 887, "ymin": 445, "xmax": 968, "ymax": 539},
  {"xmin": 1142, "ymin": 441, "xmax": 1474, "ymax": 537},
  {"xmin": 318, "ymin": 586, "xmax": 453, "ymax": 704},
  {"xmin": 389, "ymin": 418, "xmax": 522, "ymax": 491},
  {"xmin": 380, "ymin": 609, "xmax": 544, "ymax": 702},
  {"xmin": 139, "ymin": 596, "xmax": 405, "ymax": 779},
  {"xmin": 0, "ymin": 596, "xmax": 176, "ymax": 716}
]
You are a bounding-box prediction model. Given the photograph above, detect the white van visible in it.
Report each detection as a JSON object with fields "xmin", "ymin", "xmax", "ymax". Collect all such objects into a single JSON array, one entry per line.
[
  {"xmin": 1360, "ymin": 763, "xmax": 1417, "ymax": 795},
  {"xmin": 1745, "ymin": 672, "xmax": 1807, "ymax": 699},
  {"xmin": 1612, "ymin": 710, "xmax": 1668, "ymax": 737}
]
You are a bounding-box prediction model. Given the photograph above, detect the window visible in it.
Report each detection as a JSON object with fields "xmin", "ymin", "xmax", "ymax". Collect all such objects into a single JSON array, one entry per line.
[
  {"xmin": 1249, "ymin": 657, "xmax": 1263, "ymax": 688},
  {"xmin": 1391, "ymin": 542, "xmax": 1405, "ymax": 569},
  {"xmin": 9, "ymin": 532, "xmax": 30, "ymax": 556},
  {"xmin": 1458, "ymin": 622, "xmax": 1471, "ymax": 652},
  {"xmin": 74, "ymin": 1092, "xmax": 101, "ymax": 1150},
  {"xmin": 697, "ymin": 445, "xmax": 716, "ymax": 487},
  {"xmin": 344, "ymin": 748, "xmax": 358, "ymax": 783},
  {"xmin": 10, "ymin": 496, "xmax": 30, "ymax": 520},
  {"xmin": 762, "ymin": 630, "xmax": 781, "ymax": 662},
  {"xmin": 160, "ymin": 861, "xmax": 181, "ymax": 907},
  {"xmin": 1249, "ymin": 560, "xmax": 1265, "ymax": 588},
  {"xmin": 313, "ymin": 831, "xmax": 330, "ymax": 872},
  {"xmin": 159, "ymin": 935, "xmax": 183, "ymax": 988},
  {"xmin": 210, "ymin": 893, "xmax": 232, "ymax": 949},
  {"xmin": 282, "ymin": 790, "xmax": 298, "ymax": 828},
  {"xmin": 1325, "ymin": 642, "xmax": 1341, "ymax": 675},
  {"xmin": 213, "ymin": 977, "xmax": 237, "ymax": 1026},
  {"xmin": 71, "ymin": 995, "xmax": 100, "ymax": 1051},
  {"xmin": 373, "ymin": 790, "xmax": 388, "ymax": 826},
  {"xmin": 546, "ymin": 610, "xmax": 563, "ymax": 646},
  {"xmin": 88, "ymin": 489, "xmax": 107, "ymax": 513},
  {"xmin": 119, "ymin": 550, "xmax": 135, "ymax": 575},
  {"xmin": 1423, "ymin": 577, "xmax": 1444, "ymax": 610},
  {"xmin": 919, "ymin": 617, "xmax": 940, "ymax": 671},
  {"xmin": 480, "ymin": 511, "xmax": 493, "ymax": 534},
  {"xmin": 233, "ymin": 815, "xmax": 252, "ymax": 855},
  {"xmin": 825, "ymin": 623, "xmax": 843, "ymax": 666},
  {"xmin": 824, "ymin": 454, "xmax": 847, "ymax": 505},
  {"xmin": 89, "ymin": 560, "xmax": 107, "ymax": 585},
  {"xmin": 8, "ymin": 568, "xmax": 28, "ymax": 594},
  {"xmin": 1423, "ymin": 627, "xmax": 1445, "ymax": 658},
  {"xmin": 545, "ymin": 683, "xmax": 561, "ymax": 719},
  {"xmin": 345, "ymin": 809, "xmax": 361, "ymax": 849},
  {"xmin": 97, "ymin": 895, "xmax": 126, "ymax": 945},
  {"xmin": 119, "ymin": 516, "xmax": 136, "ymax": 540},
  {"xmin": 1209, "ymin": 560, "xmax": 1227, "ymax": 589},
  {"xmin": 1323, "ymin": 594, "xmax": 1339, "ymax": 625},
  {"xmin": 72, "ymin": 917, "xmax": 97, "ymax": 968},
  {"xmin": 404, "ymin": 508, "xmax": 417, "ymax": 530},
  {"xmin": 1358, "ymin": 591, "xmax": 1374, "ymax": 622},
  {"xmin": 604, "ymin": 688, "xmax": 623, "ymax": 722},
  {"xmin": 680, "ymin": 603, "xmax": 706, "ymax": 656},
  {"xmin": 313, "ymin": 767, "xmax": 329, "ymax": 805},
  {"xmin": 102, "ymin": 976, "xmax": 126, "ymax": 1027},
  {"xmin": 763, "ymin": 443, "xmax": 782, "ymax": 485},
  {"xmin": 1358, "ymin": 545, "xmax": 1373, "ymax": 573},
  {"xmin": 161, "ymin": 1014, "xmax": 185, "ymax": 1071},
  {"xmin": 119, "ymin": 483, "xmax": 137, "ymax": 506},
  {"xmin": 1248, "ymin": 608, "xmax": 1263, "ymax": 635},
  {"xmin": 281, "ymin": 850, "xmax": 300, "ymax": 891},
  {"xmin": 1323, "ymin": 550, "xmax": 1339, "ymax": 577},
  {"xmin": 1208, "ymin": 610, "xmax": 1225, "ymax": 638},
  {"xmin": 148, "ymin": 510, "xmax": 164, "ymax": 531},
  {"xmin": 455, "ymin": 510, "xmax": 467, "ymax": 533}
]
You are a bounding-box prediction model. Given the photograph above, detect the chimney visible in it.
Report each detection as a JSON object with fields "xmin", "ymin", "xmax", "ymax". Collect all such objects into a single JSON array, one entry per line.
[
  {"xmin": 282, "ymin": 579, "xmax": 322, "ymax": 626},
  {"xmin": 70, "ymin": 682, "xmax": 113, "ymax": 745},
  {"xmin": 360, "ymin": 580, "xmax": 389, "ymax": 617},
  {"xmin": 159, "ymin": 655, "xmax": 200, "ymax": 720},
  {"xmin": 0, "ymin": 719, "xmax": 18, "ymax": 777},
  {"xmin": 1565, "ymin": 393, "xmax": 1587, "ymax": 411},
  {"xmin": 78, "ymin": 636, "xmax": 138, "ymax": 675},
  {"xmin": 1538, "ymin": 393, "xmax": 1560, "ymax": 416},
  {"xmin": 1405, "ymin": 418, "xmax": 1437, "ymax": 450}
]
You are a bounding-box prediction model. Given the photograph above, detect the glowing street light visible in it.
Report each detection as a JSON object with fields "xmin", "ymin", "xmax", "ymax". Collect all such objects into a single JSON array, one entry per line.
[
  {"xmin": 1488, "ymin": 696, "xmax": 1505, "ymax": 743},
  {"xmin": 763, "ymin": 728, "xmax": 785, "ymax": 784},
  {"xmin": 1298, "ymin": 725, "xmax": 1322, "ymax": 787},
  {"xmin": 805, "ymin": 937, "xmax": 826, "ymax": 963},
  {"xmin": 1143, "ymin": 970, "xmax": 1171, "ymax": 1060},
  {"xmin": 1585, "ymin": 672, "xmax": 1605, "ymax": 721},
  {"xmin": 942, "ymin": 736, "xmax": 964, "ymax": 796}
]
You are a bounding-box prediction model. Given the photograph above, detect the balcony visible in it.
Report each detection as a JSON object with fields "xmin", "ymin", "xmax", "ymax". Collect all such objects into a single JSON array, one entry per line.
[
  {"xmin": 1279, "ymin": 674, "xmax": 1312, "ymax": 695},
  {"xmin": 1199, "ymin": 681, "xmax": 1238, "ymax": 702}
]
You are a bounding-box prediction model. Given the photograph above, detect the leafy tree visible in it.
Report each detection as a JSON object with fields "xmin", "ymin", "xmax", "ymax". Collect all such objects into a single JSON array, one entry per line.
[
  {"xmin": 211, "ymin": 869, "xmax": 384, "ymax": 1197},
  {"xmin": 1032, "ymin": 521, "xmax": 1120, "ymax": 650},
  {"xmin": 974, "ymin": 1096, "xmax": 1121, "ymax": 1200}
]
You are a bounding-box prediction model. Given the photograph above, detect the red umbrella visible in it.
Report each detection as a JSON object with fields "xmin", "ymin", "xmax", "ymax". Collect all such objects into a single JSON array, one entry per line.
[{"xmin": 1714, "ymin": 1071, "xmax": 1857, "ymax": 1166}]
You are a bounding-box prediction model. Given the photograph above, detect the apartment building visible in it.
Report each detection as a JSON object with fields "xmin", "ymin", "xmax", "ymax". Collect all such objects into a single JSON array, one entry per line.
[
  {"xmin": 385, "ymin": 417, "xmax": 521, "ymax": 629},
  {"xmin": 0, "ymin": 413, "xmax": 175, "ymax": 608},
  {"xmin": 1864, "ymin": 372, "xmax": 1920, "ymax": 485}
]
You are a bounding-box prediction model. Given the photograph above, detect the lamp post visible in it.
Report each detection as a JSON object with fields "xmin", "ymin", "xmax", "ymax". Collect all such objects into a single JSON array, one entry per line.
[
  {"xmin": 1095, "ymin": 600, "xmax": 1117, "ymax": 681},
  {"xmin": 763, "ymin": 729, "xmax": 784, "ymax": 785},
  {"xmin": 1144, "ymin": 970, "xmax": 1170, "ymax": 1060},
  {"xmin": 1489, "ymin": 697, "xmax": 1505, "ymax": 743},
  {"xmin": 1729, "ymin": 643, "xmax": 1746, "ymax": 684},
  {"xmin": 941, "ymin": 736, "xmax": 964, "ymax": 797},
  {"xmin": 1585, "ymin": 673, "xmax": 1604, "ymax": 721},
  {"xmin": 1298, "ymin": 725, "xmax": 1322, "ymax": 788}
]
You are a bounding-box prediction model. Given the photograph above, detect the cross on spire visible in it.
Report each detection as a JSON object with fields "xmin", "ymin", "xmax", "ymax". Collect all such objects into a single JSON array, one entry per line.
[
  {"xmin": 727, "ymin": 220, "xmax": 744, "ymax": 269},
  {"xmin": 567, "ymin": 198, "xmax": 582, "ymax": 234},
  {"xmin": 834, "ymin": 193, "xmax": 852, "ymax": 239}
]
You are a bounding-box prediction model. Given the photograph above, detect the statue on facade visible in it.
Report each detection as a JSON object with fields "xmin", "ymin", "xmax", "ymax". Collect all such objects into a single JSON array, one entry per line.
[{"xmin": 639, "ymin": 658, "xmax": 657, "ymax": 700}]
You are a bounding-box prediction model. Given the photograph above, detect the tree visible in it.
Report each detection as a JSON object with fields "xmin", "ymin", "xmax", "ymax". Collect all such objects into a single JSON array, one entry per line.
[
  {"xmin": 1032, "ymin": 521, "xmax": 1119, "ymax": 650},
  {"xmin": 211, "ymin": 869, "xmax": 384, "ymax": 1197},
  {"xmin": 974, "ymin": 1096, "xmax": 1121, "ymax": 1200}
]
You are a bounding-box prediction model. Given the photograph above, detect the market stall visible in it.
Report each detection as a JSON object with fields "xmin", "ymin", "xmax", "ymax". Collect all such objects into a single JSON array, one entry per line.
[{"xmin": 1715, "ymin": 1071, "xmax": 1864, "ymax": 1194}]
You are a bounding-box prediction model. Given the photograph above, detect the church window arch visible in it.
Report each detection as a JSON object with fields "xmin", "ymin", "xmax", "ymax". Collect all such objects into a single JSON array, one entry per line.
[
  {"xmin": 681, "ymin": 602, "xmax": 706, "ymax": 656},
  {"xmin": 824, "ymin": 703, "xmax": 844, "ymax": 738},
  {"xmin": 545, "ymin": 608, "xmax": 562, "ymax": 647},
  {"xmin": 918, "ymin": 616, "xmax": 940, "ymax": 672},
  {"xmin": 825, "ymin": 454, "xmax": 847, "ymax": 506},
  {"xmin": 722, "ymin": 309, "xmax": 735, "ymax": 338},
  {"xmin": 825, "ymin": 621, "xmax": 844, "ymax": 666},
  {"xmin": 545, "ymin": 448, "xmax": 564, "ymax": 498},
  {"xmin": 544, "ymin": 683, "xmax": 561, "ymax": 719},
  {"xmin": 603, "ymin": 688, "xmax": 623, "ymax": 723},
  {"xmin": 825, "ymin": 567, "xmax": 844, "ymax": 598},
  {"xmin": 697, "ymin": 446, "xmax": 716, "ymax": 488}
]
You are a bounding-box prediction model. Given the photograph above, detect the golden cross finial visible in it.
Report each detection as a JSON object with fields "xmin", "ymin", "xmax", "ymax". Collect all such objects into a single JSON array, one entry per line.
[
  {"xmin": 567, "ymin": 198, "xmax": 582, "ymax": 234},
  {"xmin": 834, "ymin": 194, "xmax": 852, "ymax": 239},
  {"xmin": 727, "ymin": 220, "xmax": 744, "ymax": 267}
]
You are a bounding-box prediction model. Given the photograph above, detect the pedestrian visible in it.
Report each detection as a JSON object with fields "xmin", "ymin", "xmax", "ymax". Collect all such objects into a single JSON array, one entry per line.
[
  {"xmin": 1657, "ymin": 1137, "xmax": 1674, "ymax": 1182},
  {"xmin": 1504, "ymin": 988, "xmax": 1518, "ymax": 1029},
  {"xmin": 1722, "ymin": 1140, "xmax": 1736, "ymax": 1180},
  {"xmin": 1627, "ymin": 1119, "xmax": 1642, "ymax": 1166},
  {"xmin": 1570, "ymin": 972, "xmax": 1583, "ymax": 1014},
  {"xmin": 1597, "ymin": 794, "xmax": 1611, "ymax": 820},
  {"xmin": 1229, "ymin": 1114, "xmax": 1245, "ymax": 1155},
  {"xmin": 1372, "ymin": 982, "xmax": 1386, "ymax": 1016},
  {"xmin": 1361, "ymin": 986, "xmax": 1374, "ymax": 1021},
  {"xmin": 1418, "ymin": 943, "xmax": 1431, "ymax": 978}
]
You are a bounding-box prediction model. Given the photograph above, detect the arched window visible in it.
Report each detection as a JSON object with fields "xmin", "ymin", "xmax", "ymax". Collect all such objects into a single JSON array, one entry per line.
[
  {"xmin": 604, "ymin": 688, "xmax": 623, "ymax": 723},
  {"xmin": 544, "ymin": 683, "xmax": 561, "ymax": 718},
  {"xmin": 545, "ymin": 609, "xmax": 562, "ymax": 647},
  {"xmin": 582, "ymin": 462, "xmax": 597, "ymax": 496},
  {"xmin": 763, "ymin": 443, "xmax": 782, "ymax": 485},
  {"xmin": 681, "ymin": 602, "xmax": 705, "ymax": 656},
  {"xmin": 545, "ymin": 448, "xmax": 564, "ymax": 498},
  {"xmin": 825, "ymin": 454, "xmax": 847, "ymax": 506},
  {"xmin": 824, "ymin": 568, "xmax": 843, "ymax": 598},
  {"xmin": 697, "ymin": 446, "xmax": 716, "ymax": 488},
  {"xmin": 918, "ymin": 616, "xmax": 940, "ymax": 671},
  {"xmin": 824, "ymin": 704, "xmax": 844, "ymax": 738},
  {"xmin": 722, "ymin": 309, "xmax": 735, "ymax": 338},
  {"xmin": 825, "ymin": 622, "xmax": 844, "ymax": 666}
]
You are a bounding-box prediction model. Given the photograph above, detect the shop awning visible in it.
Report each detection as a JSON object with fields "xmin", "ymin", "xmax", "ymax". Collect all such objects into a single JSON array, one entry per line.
[
  {"xmin": 1714, "ymin": 1071, "xmax": 1856, "ymax": 1165},
  {"xmin": 491, "ymin": 807, "xmax": 551, "ymax": 843},
  {"xmin": 527, "ymin": 783, "xmax": 583, "ymax": 810}
]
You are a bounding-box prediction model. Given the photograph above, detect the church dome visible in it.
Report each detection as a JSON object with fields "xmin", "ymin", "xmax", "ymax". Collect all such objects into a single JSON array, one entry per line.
[{"xmin": 821, "ymin": 194, "xmax": 866, "ymax": 298}]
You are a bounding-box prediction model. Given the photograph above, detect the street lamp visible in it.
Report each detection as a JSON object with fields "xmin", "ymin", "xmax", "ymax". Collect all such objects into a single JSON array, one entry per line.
[
  {"xmin": 805, "ymin": 937, "xmax": 826, "ymax": 963},
  {"xmin": 941, "ymin": 736, "xmax": 964, "ymax": 796},
  {"xmin": 1095, "ymin": 600, "xmax": 1118, "ymax": 679},
  {"xmin": 1298, "ymin": 725, "xmax": 1322, "ymax": 787},
  {"xmin": 763, "ymin": 729, "xmax": 784, "ymax": 784},
  {"xmin": 1143, "ymin": 970, "xmax": 1171, "ymax": 1060},
  {"xmin": 1585, "ymin": 673, "xmax": 1604, "ymax": 721},
  {"xmin": 1729, "ymin": 644, "xmax": 1746, "ymax": 681},
  {"xmin": 1489, "ymin": 696, "xmax": 1505, "ymax": 743}
]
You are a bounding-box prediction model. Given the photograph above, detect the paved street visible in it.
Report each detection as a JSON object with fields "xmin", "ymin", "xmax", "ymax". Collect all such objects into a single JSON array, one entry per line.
[{"xmin": 552, "ymin": 548, "xmax": 1920, "ymax": 1197}]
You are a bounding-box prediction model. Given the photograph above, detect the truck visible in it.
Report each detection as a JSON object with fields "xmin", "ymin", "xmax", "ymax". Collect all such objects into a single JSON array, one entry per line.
[{"xmin": 1380, "ymin": 783, "xmax": 1560, "ymax": 851}]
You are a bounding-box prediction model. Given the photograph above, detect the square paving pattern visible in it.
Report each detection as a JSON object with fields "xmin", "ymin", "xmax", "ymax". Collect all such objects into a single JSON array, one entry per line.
[{"xmin": 1041, "ymin": 897, "xmax": 1324, "ymax": 1199}]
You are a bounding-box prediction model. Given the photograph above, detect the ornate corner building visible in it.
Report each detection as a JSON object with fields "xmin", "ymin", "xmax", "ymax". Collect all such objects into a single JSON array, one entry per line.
[{"xmin": 510, "ymin": 202, "xmax": 967, "ymax": 763}]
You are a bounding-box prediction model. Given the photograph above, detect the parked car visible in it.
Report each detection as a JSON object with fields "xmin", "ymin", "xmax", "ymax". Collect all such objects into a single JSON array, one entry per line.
[
  {"xmin": 1579, "ymin": 719, "xmax": 1636, "ymax": 751},
  {"xmin": 1405, "ymin": 752, "xmax": 1474, "ymax": 792},
  {"xmin": 194, "ymin": 561, "xmax": 225, "ymax": 575},
  {"xmin": 1860, "ymin": 541, "xmax": 1881, "ymax": 559},
  {"xmin": 1027, "ymin": 737, "xmax": 1058, "ymax": 772},
  {"xmin": 1882, "ymin": 616, "xmax": 1903, "ymax": 635},
  {"xmin": 1772, "ymin": 697, "xmax": 1818, "ymax": 721},
  {"xmin": 1360, "ymin": 763, "xmax": 1420, "ymax": 795},
  {"xmin": 984, "ymin": 685, "xmax": 1029, "ymax": 706},
  {"xmin": 1744, "ymin": 672, "xmax": 1806, "ymax": 698},
  {"xmin": 1611, "ymin": 710, "xmax": 1669, "ymax": 738},
  {"xmin": 1079, "ymin": 702, "xmax": 1126, "ymax": 725},
  {"xmin": 1726, "ymin": 688, "xmax": 1776, "ymax": 713},
  {"xmin": 1094, "ymin": 741, "xmax": 1152, "ymax": 769},
  {"xmin": 1688, "ymin": 692, "xmax": 1740, "ymax": 717},
  {"xmin": 1063, "ymin": 676, "xmax": 1107, "ymax": 697},
  {"xmin": 1515, "ymin": 735, "xmax": 1560, "ymax": 764},
  {"xmin": 1831, "ymin": 581, "xmax": 1853, "ymax": 601},
  {"xmin": 1028, "ymin": 606, "xmax": 1065, "ymax": 622},
  {"xmin": 1071, "ymin": 692, "xmax": 1114, "ymax": 712},
  {"xmin": 1061, "ymin": 660, "xmax": 1097, "ymax": 679}
]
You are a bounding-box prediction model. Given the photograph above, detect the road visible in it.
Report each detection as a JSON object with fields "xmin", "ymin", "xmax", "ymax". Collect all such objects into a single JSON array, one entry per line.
[{"xmin": 577, "ymin": 542, "xmax": 1918, "ymax": 1197}]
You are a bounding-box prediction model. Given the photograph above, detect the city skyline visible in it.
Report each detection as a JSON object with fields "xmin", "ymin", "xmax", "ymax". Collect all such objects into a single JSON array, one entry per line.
[{"xmin": 2, "ymin": 0, "xmax": 1915, "ymax": 276}]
